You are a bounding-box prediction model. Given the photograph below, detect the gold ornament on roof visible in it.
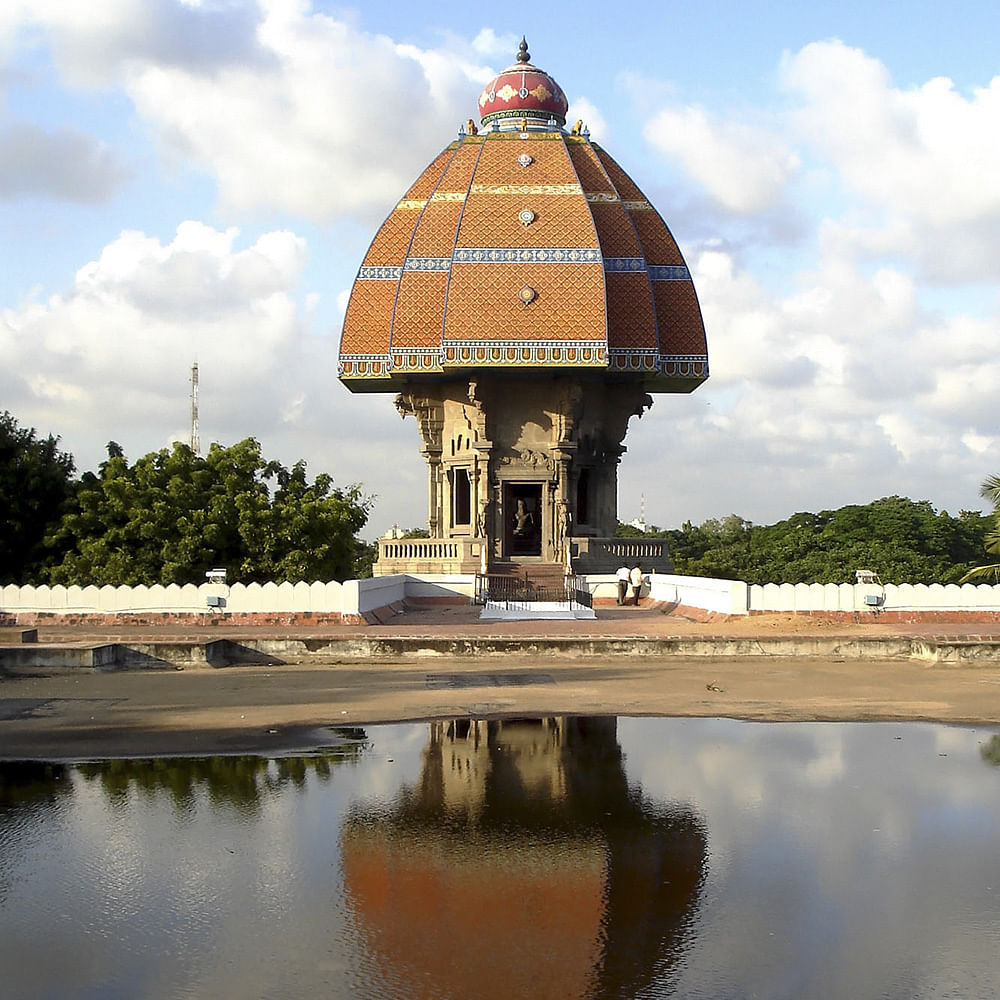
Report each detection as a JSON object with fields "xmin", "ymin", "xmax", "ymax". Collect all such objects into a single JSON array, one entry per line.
[
  {"xmin": 466, "ymin": 118, "xmax": 478, "ymax": 135},
  {"xmin": 571, "ymin": 120, "xmax": 584, "ymax": 135}
]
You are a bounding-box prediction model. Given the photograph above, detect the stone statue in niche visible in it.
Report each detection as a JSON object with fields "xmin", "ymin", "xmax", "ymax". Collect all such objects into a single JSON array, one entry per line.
[
  {"xmin": 512, "ymin": 499, "xmax": 534, "ymax": 537},
  {"xmin": 477, "ymin": 497, "xmax": 491, "ymax": 538},
  {"xmin": 557, "ymin": 500, "xmax": 572, "ymax": 548}
]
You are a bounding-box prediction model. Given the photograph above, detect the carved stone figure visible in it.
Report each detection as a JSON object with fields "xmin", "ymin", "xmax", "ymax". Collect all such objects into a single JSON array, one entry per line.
[{"xmin": 512, "ymin": 499, "xmax": 534, "ymax": 537}]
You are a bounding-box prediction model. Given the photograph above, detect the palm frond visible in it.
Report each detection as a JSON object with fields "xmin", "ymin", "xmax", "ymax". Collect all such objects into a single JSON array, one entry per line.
[
  {"xmin": 960, "ymin": 562, "xmax": 1000, "ymax": 584},
  {"xmin": 980, "ymin": 474, "xmax": 1000, "ymax": 509}
]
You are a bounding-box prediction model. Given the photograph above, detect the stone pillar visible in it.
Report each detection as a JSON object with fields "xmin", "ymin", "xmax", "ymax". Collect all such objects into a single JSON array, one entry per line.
[{"xmin": 424, "ymin": 448, "xmax": 443, "ymax": 537}]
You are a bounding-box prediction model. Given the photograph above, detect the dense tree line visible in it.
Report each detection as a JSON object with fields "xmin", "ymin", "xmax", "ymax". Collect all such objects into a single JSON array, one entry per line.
[
  {"xmin": 618, "ymin": 496, "xmax": 995, "ymax": 585},
  {"xmin": 1, "ymin": 411, "xmax": 371, "ymax": 586}
]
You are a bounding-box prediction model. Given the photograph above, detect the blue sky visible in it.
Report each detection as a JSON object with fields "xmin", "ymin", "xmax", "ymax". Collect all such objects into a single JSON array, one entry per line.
[{"xmin": 2, "ymin": 0, "xmax": 999, "ymax": 539}]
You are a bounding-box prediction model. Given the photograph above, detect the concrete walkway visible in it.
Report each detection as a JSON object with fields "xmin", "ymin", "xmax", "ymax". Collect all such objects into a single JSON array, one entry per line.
[
  {"xmin": 2, "ymin": 604, "xmax": 1000, "ymax": 760},
  {"xmin": 10, "ymin": 600, "xmax": 1000, "ymax": 643}
]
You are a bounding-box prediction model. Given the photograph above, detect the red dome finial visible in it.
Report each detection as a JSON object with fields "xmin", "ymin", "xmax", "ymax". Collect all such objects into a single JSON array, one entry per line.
[{"xmin": 478, "ymin": 41, "xmax": 568, "ymax": 129}]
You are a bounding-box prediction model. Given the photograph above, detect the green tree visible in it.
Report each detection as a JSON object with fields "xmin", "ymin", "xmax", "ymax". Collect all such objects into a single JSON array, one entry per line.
[
  {"xmin": 960, "ymin": 475, "xmax": 1000, "ymax": 583},
  {"xmin": 620, "ymin": 497, "xmax": 990, "ymax": 585},
  {"xmin": 0, "ymin": 411, "xmax": 75, "ymax": 583},
  {"xmin": 47, "ymin": 438, "xmax": 371, "ymax": 586}
]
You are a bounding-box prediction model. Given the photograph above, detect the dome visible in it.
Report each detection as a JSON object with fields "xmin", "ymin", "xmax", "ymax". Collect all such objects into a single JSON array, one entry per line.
[
  {"xmin": 339, "ymin": 43, "xmax": 708, "ymax": 395},
  {"xmin": 478, "ymin": 37, "xmax": 569, "ymax": 128}
]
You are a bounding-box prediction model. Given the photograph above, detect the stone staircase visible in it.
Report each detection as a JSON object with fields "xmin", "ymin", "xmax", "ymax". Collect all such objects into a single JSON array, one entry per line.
[{"xmin": 487, "ymin": 562, "xmax": 568, "ymax": 599}]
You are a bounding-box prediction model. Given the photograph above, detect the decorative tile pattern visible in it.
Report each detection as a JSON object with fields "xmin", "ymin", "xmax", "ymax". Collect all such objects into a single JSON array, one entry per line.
[
  {"xmin": 391, "ymin": 270, "xmax": 447, "ymax": 348},
  {"xmin": 403, "ymin": 257, "xmax": 451, "ymax": 271},
  {"xmin": 452, "ymin": 247, "xmax": 601, "ymax": 263},
  {"xmin": 406, "ymin": 141, "xmax": 481, "ymax": 259},
  {"xmin": 443, "ymin": 262, "xmax": 607, "ymax": 344},
  {"xmin": 603, "ymin": 257, "xmax": 646, "ymax": 272},
  {"xmin": 628, "ymin": 207, "xmax": 684, "ymax": 266},
  {"xmin": 457, "ymin": 193, "xmax": 598, "ymax": 248},
  {"xmin": 566, "ymin": 142, "xmax": 616, "ymax": 197},
  {"xmin": 362, "ymin": 209, "xmax": 418, "ymax": 266},
  {"xmin": 608, "ymin": 349, "xmax": 660, "ymax": 373},
  {"xmin": 357, "ymin": 266, "xmax": 403, "ymax": 280},
  {"xmin": 340, "ymin": 278, "xmax": 398, "ymax": 355},
  {"xmin": 606, "ymin": 272, "xmax": 658, "ymax": 350},
  {"xmin": 649, "ymin": 265, "xmax": 690, "ymax": 280},
  {"xmin": 591, "ymin": 145, "xmax": 645, "ymax": 201},
  {"xmin": 407, "ymin": 200, "xmax": 463, "ymax": 258},
  {"xmin": 653, "ymin": 282, "xmax": 708, "ymax": 355},
  {"xmin": 590, "ymin": 201, "xmax": 643, "ymax": 257},
  {"xmin": 441, "ymin": 343, "xmax": 607, "ymax": 367},
  {"xmin": 401, "ymin": 147, "xmax": 456, "ymax": 201},
  {"xmin": 469, "ymin": 183, "xmax": 583, "ymax": 196},
  {"xmin": 338, "ymin": 357, "xmax": 392, "ymax": 380},
  {"xmin": 473, "ymin": 133, "xmax": 577, "ymax": 188},
  {"xmin": 389, "ymin": 350, "xmax": 443, "ymax": 372}
]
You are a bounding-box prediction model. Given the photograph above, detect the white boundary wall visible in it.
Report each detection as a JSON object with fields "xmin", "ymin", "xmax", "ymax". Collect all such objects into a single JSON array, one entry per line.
[
  {"xmin": 5, "ymin": 576, "xmax": 1000, "ymax": 618},
  {"xmin": 749, "ymin": 581, "xmax": 1000, "ymax": 614},
  {"xmin": 647, "ymin": 574, "xmax": 749, "ymax": 615},
  {"xmin": 0, "ymin": 576, "xmax": 473, "ymax": 619}
]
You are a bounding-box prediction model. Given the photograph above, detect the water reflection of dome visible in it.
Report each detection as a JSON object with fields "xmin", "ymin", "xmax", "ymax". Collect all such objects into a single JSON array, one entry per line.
[{"xmin": 341, "ymin": 717, "xmax": 706, "ymax": 999}]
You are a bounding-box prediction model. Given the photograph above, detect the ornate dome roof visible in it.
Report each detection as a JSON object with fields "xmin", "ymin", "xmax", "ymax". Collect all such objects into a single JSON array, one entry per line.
[
  {"xmin": 339, "ymin": 43, "xmax": 708, "ymax": 395},
  {"xmin": 478, "ymin": 37, "xmax": 569, "ymax": 128}
]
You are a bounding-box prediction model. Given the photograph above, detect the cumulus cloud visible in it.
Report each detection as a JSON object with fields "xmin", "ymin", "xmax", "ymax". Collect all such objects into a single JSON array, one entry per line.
[
  {"xmin": 1, "ymin": 221, "xmax": 308, "ymax": 446},
  {"xmin": 470, "ymin": 28, "xmax": 519, "ymax": 59},
  {"xmin": 643, "ymin": 106, "xmax": 800, "ymax": 214},
  {"xmin": 8, "ymin": 0, "xmax": 266, "ymax": 86},
  {"xmin": 7, "ymin": 1, "xmax": 493, "ymax": 223},
  {"xmin": 566, "ymin": 97, "xmax": 608, "ymax": 143},
  {"xmin": 781, "ymin": 39, "xmax": 1000, "ymax": 282},
  {"xmin": 0, "ymin": 122, "xmax": 128, "ymax": 201}
]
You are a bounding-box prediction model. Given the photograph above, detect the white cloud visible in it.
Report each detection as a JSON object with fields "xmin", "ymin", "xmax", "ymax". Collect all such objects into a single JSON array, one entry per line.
[
  {"xmin": 8, "ymin": 0, "xmax": 264, "ymax": 87},
  {"xmin": 2, "ymin": 221, "xmax": 308, "ymax": 443},
  {"xmin": 643, "ymin": 106, "xmax": 800, "ymax": 213},
  {"xmin": 0, "ymin": 122, "xmax": 128, "ymax": 201},
  {"xmin": 470, "ymin": 29, "xmax": 519, "ymax": 59},
  {"xmin": 783, "ymin": 40, "xmax": 1000, "ymax": 225},
  {"xmin": 782, "ymin": 40, "xmax": 1000, "ymax": 282},
  {"xmin": 565, "ymin": 97, "xmax": 608, "ymax": 143},
  {"xmin": 7, "ymin": 1, "xmax": 493, "ymax": 223}
]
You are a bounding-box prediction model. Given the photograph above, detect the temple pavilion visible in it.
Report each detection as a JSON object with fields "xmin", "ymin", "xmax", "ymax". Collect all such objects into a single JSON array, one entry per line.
[{"xmin": 338, "ymin": 39, "xmax": 708, "ymax": 577}]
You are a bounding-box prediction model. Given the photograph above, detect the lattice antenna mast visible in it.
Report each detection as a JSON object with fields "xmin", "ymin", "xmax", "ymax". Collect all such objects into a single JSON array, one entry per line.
[{"xmin": 190, "ymin": 362, "xmax": 200, "ymax": 455}]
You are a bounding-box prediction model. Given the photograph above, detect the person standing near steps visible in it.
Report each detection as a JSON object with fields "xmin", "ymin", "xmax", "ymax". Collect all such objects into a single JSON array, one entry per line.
[
  {"xmin": 616, "ymin": 563, "xmax": 630, "ymax": 605},
  {"xmin": 629, "ymin": 564, "xmax": 644, "ymax": 606}
]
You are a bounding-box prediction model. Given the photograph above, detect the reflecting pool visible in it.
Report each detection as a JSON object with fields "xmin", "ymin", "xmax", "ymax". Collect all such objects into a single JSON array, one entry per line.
[{"xmin": 2, "ymin": 717, "xmax": 999, "ymax": 1000}]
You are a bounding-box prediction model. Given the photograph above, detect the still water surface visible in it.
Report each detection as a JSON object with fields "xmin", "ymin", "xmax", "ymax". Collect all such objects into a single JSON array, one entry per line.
[{"xmin": 2, "ymin": 717, "xmax": 999, "ymax": 1000}]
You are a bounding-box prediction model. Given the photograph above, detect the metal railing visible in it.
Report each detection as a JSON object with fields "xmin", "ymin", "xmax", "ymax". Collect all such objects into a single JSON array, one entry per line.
[{"xmin": 473, "ymin": 573, "xmax": 592, "ymax": 611}]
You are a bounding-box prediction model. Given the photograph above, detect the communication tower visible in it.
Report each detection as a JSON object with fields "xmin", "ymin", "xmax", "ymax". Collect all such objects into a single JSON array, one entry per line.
[{"xmin": 190, "ymin": 362, "xmax": 200, "ymax": 455}]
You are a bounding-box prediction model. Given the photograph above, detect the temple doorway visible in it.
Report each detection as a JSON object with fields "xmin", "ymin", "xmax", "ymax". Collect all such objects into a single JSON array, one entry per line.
[{"xmin": 505, "ymin": 483, "xmax": 542, "ymax": 558}]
